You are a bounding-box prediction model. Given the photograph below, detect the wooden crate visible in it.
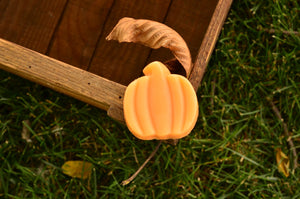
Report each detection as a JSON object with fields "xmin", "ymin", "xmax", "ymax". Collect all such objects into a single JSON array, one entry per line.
[{"xmin": 0, "ymin": 0, "xmax": 232, "ymax": 122}]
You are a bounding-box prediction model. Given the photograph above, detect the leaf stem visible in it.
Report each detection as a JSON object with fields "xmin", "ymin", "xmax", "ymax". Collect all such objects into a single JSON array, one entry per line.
[
  {"xmin": 122, "ymin": 141, "xmax": 162, "ymax": 185},
  {"xmin": 263, "ymin": 28, "xmax": 300, "ymax": 36},
  {"xmin": 269, "ymin": 99, "xmax": 298, "ymax": 171}
]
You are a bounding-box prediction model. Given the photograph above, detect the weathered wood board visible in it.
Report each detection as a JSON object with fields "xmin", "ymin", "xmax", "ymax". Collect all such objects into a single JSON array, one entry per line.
[{"xmin": 0, "ymin": 38, "xmax": 126, "ymax": 122}]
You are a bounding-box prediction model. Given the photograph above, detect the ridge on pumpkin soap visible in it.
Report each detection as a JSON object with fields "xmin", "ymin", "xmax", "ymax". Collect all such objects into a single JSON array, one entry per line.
[{"xmin": 123, "ymin": 61, "xmax": 198, "ymax": 140}]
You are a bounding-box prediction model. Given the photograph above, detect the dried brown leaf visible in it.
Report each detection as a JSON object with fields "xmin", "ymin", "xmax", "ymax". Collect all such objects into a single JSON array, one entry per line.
[
  {"xmin": 106, "ymin": 17, "xmax": 192, "ymax": 77},
  {"xmin": 276, "ymin": 148, "xmax": 290, "ymax": 177},
  {"xmin": 22, "ymin": 120, "xmax": 32, "ymax": 143},
  {"xmin": 62, "ymin": 160, "xmax": 93, "ymax": 179}
]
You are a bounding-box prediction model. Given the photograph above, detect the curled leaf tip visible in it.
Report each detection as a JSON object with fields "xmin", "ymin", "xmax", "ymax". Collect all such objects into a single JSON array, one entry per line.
[{"xmin": 106, "ymin": 17, "xmax": 192, "ymax": 77}]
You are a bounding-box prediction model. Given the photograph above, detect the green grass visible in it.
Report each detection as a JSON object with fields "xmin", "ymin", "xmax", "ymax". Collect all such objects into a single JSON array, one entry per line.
[{"xmin": 1, "ymin": 0, "xmax": 299, "ymax": 198}]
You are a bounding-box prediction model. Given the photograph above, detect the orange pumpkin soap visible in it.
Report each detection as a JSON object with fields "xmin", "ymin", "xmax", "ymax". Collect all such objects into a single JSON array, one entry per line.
[{"xmin": 124, "ymin": 61, "xmax": 198, "ymax": 140}]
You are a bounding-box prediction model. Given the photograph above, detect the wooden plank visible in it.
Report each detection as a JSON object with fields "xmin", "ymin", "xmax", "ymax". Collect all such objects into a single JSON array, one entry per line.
[
  {"xmin": 189, "ymin": 0, "xmax": 233, "ymax": 90},
  {"xmin": 146, "ymin": 0, "xmax": 219, "ymax": 66},
  {"xmin": 47, "ymin": 0, "xmax": 114, "ymax": 70},
  {"xmin": 88, "ymin": 0, "xmax": 172, "ymax": 86},
  {"xmin": 0, "ymin": 38, "xmax": 126, "ymax": 122},
  {"xmin": 0, "ymin": 0, "xmax": 67, "ymax": 53}
]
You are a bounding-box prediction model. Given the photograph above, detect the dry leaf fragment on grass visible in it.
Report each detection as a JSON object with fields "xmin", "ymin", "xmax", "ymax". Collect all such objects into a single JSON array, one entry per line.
[
  {"xmin": 62, "ymin": 160, "xmax": 93, "ymax": 179},
  {"xmin": 106, "ymin": 17, "xmax": 192, "ymax": 77},
  {"xmin": 22, "ymin": 120, "xmax": 32, "ymax": 143},
  {"xmin": 276, "ymin": 148, "xmax": 290, "ymax": 177}
]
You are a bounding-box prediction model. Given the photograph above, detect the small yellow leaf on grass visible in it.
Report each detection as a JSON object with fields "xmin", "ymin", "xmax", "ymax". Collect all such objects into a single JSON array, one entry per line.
[
  {"xmin": 62, "ymin": 160, "xmax": 93, "ymax": 179},
  {"xmin": 275, "ymin": 148, "xmax": 290, "ymax": 177}
]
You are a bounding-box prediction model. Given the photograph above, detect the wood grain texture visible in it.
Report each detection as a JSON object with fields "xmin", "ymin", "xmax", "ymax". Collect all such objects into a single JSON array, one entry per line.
[
  {"xmin": 0, "ymin": 38, "xmax": 126, "ymax": 122},
  {"xmin": 146, "ymin": 0, "xmax": 219, "ymax": 66},
  {"xmin": 0, "ymin": 0, "xmax": 67, "ymax": 53},
  {"xmin": 47, "ymin": 0, "xmax": 114, "ymax": 70},
  {"xmin": 88, "ymin": 0, "xmax": 171, "ymax": 86},
  {"xmin": 189, "ymin": 0, "xmax": 233, "ymax": 90}
]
